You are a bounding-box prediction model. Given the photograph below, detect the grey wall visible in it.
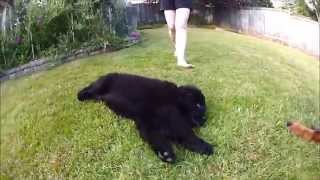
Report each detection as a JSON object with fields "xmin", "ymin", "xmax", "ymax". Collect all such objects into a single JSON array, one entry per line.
[
  {"xmin": 126, "ymin": 4, "xmax": 319, "ymax": 57},
  {"xmin": 215, "ymin": 7, "xmax": 319, "ymax": 57}
]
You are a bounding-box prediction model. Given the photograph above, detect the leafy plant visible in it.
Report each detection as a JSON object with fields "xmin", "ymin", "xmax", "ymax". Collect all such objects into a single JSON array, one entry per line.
[{"xmin": 1, "ymin": 0, "xmax": 128, "ymax": 71}]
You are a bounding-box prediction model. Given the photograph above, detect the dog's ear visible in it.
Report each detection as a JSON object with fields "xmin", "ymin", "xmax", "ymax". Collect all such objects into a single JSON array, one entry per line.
[
  {"xmin": 178, "ymin": 85, "xmax": 198, "ymax": 97},
  {"xmin": 178, "ymin": 85, "xmax": 194, "ymax": 103},
  {"xmin": 177, "ymin": 86, "xmax": 191, "ymax": 108},
  {"xmin": 178, "ymin": 85, "xmax": 205, "ymax": 104}
]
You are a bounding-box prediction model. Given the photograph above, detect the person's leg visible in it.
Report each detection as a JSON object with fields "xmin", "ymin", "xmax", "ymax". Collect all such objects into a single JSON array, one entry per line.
[
  {"xmin": 175, "ymin": 8, "xmax": 193, "ymax": 68},
  {"xmin": 164, "ymin": 10, "xmax": 176, "ymax": 55}
]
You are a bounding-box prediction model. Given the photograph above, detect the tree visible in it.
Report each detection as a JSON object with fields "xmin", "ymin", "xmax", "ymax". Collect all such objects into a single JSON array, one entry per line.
[
  {"xmin": 0, "ymin": 0, "xmax": 15, "ymax": 36},
  {"xmin": 279, "ymin": 0, "xmax": 296, "ymax": 11},
  {"xmin": 308, "ymin": 0, "xmax": 319, "ymax": 21},
  {"xmin": 294, "ymin": 0, "xmax": 318, "ymax": 21},
  {"xmin": 276, "ymin": 0, "xmax": 318, "ymax": 21}
]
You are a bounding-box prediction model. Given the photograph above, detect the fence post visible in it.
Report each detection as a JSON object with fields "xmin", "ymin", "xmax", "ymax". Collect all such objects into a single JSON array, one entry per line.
[{"xmin": 126, "ymin": 3, "xmax": 138, "ymax": 33}]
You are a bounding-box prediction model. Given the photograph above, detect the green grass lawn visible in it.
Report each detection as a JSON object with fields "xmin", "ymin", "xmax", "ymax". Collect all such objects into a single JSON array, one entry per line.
[{"xmin": 1, "ymin": 27, "xmax": 319, "ymax": 179}]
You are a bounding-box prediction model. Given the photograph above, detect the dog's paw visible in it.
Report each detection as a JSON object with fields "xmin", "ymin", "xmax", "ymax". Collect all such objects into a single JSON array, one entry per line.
[
  {"xmin": 199, "ymin": 142, "xmax": 214, "ymax": 155},
  {"xmin": 192, "ymin": 140, "xmax": 214, "ymax": 155},
  {"xmin": 157, "ymin": 151, "xmax": 176, "ymax": 163}
]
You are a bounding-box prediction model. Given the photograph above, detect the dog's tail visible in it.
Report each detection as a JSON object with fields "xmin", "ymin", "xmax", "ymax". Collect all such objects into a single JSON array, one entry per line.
[
  {"xmin": 77, "ymin": 86, "xmax": 94, "ymax": 101},
  {"xmin": 77, "ymin": 74, "xmax": 114, "ymax": 102},
  {"xmin": 287, "ymin": 121, "xmax": 320, "ymax": 143}
]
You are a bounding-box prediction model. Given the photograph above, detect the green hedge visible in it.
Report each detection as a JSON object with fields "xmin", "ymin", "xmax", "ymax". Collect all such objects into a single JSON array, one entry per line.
[{"xmin": 1, "ymin": 0, "xmax": 128, "ymax": 71}]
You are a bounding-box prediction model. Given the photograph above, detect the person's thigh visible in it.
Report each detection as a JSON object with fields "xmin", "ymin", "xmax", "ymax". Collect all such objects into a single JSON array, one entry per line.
[
  {"xmin": 175, "ymin": 8, "xmax": 190, "ymax": 29},
  {"xmin": 164, "ymin": 10, "xmax": 176, "ymax": 29}
]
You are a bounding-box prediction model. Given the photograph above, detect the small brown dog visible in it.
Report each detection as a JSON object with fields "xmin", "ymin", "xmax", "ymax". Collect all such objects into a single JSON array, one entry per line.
[{"xmin": 287, "ymin": 121, "xmax": 320, "ymax": 143}]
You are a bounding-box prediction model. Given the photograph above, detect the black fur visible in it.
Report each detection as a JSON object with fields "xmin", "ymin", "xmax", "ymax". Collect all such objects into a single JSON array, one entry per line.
[{"xmin": 77, "ymin": 73, "xmax": 213, "ymax": 163}]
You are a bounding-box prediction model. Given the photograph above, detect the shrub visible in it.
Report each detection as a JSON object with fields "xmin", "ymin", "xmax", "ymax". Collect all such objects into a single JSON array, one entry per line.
[{"xmin": 0, "ymin": 0, "xmax": 128, "ymax": 71}]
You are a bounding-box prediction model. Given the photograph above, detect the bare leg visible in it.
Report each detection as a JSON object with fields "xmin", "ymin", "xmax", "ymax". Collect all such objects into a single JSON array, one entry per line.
[
  {"xmin": 175, "ymin": 8, "xmax": 193, "ymax": 68},
  {"xmin": 164, "ymin": 10, "xmax": 176, "ymax": 55}
]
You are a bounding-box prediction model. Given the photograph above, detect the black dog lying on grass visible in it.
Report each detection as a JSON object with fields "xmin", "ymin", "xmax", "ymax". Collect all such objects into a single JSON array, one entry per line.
[{"xmin": 77, "ymin": 73, "xmax": 213, "ymax": 163}]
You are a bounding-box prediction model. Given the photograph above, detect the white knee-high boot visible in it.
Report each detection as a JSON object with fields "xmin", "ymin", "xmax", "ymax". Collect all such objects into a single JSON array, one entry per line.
[{"xmin": 175, "ymin": 8, "xmax": 193, "ymax": 68}]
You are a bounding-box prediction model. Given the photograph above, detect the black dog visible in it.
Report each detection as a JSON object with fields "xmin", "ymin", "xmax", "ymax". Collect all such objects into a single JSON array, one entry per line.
[{"xmin": 77, "ymin": 73, "xmax": 213, "ymax": 163}]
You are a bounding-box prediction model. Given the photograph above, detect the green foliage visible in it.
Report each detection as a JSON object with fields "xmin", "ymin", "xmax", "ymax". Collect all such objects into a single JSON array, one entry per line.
[
  {"xmin": 278, "ymin": 0, "xmax": 318, "ymax": 21},
  {"xmin": 295, "ymin": 0, "xmax": 317, "ymax": 20},
  {"xmin": 253, "ymin": 0, "xmax": 274, "ymax": 7},
  {"xmin": 309, "ymin": 0, "xmax": 320, "ymax": 20},
  {"xmin": 189, "ymin": 14, "xmax": 210, "ymax": 25},
  {"xmin": 0, "ymin": 36, "xmax": 31, "ymax": 70},
  {"xmin": 1, "ymin": 0, "xmax": 128, "ymax": 71},
  {"xmin": 138, "ymin": 23, "xmax": 165, "ymax": 30},
  {"xmin": 109, "ymin": 0, "xmax": 128, "ymax": 36}
]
